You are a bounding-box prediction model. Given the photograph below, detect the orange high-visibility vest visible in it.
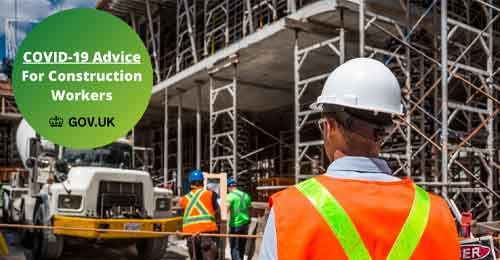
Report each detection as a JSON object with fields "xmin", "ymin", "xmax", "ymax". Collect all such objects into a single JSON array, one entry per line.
[
  {"xmin": 180, "ymin": 188, "xmax": 218, "ymax": 233},
  {"xmin": 271, "ymin": 175, "xmax": 460, "ymax": 260}
]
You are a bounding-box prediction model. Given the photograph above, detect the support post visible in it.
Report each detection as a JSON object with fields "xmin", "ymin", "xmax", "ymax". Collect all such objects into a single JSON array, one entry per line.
[
  {"xmin": 164, "ymin": 89, "xmax": 169, "ymax": 189},
  {"xmin": 359, "ymin": 0, "xmax": 365, "ymax": 57},
  {"xmin": 340, "ymin": 8, "xmax": 345, "ymax": 63},
  {"xmin": 232, "ymin": 65, "xmax": 238, "ymax": 180},
  {"xmin": 209, "ymin": 76, "xmax": 214, "ymax": 173},
  {"xmin": 405, "ymin": 0, "xmax": 412, "ymax": 176},
  {"xmin": 287, "ymin": 0, "xmax": 296, "ymax": 13},
  {"xmin": 440, "ymin": 0, "xmax": 448, "ymax": 197},
  {"xmin": 196, "ymin": 85, "xmax": 202, "ymax": 170},
  {"xmin": 131, "ymin": 128, "xmax": 135, "ymax": 169},
  {"xmin": 177, "ymin": 94, "xmax": 183, "ymax": 195},
  {"xmin": 293, "ymin": 32, "xmax": 300, "ymax": 184},
  {"xmin": 486, "ymin": 0, "xmax": 494, "ymax": 221}
]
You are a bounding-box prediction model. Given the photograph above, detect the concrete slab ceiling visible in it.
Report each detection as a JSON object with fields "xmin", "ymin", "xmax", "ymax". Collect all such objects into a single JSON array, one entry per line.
[{"xmin": 146, "ymin": 0, "xmax": 427, "ymax": 115}]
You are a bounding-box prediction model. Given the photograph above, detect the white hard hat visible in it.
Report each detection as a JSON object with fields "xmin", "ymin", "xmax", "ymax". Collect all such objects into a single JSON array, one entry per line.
[{"xmin": 311, "ymin": 58, "xmax": 403, "ymax": 115}]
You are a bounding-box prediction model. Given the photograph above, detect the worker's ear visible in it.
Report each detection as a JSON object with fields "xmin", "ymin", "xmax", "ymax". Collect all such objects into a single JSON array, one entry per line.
[{"xmin": 325, "ymin": 118, "xmax": 337, "ymax": 138}]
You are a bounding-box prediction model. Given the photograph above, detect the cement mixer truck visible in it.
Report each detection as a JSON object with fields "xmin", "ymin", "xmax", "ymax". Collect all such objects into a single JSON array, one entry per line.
[{"xmin": 2, "ymin": 120, "xmax": 182, "ymax": 260}]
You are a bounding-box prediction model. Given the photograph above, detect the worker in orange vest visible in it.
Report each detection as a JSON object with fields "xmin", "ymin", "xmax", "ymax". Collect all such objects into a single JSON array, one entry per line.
[
  {"xmin": 259, "ymin": 58, "xmax": 460, "ymax": 260},
  {"xmin": 180, "ymin": 170, "xmax": 219, "ymax": 260}
]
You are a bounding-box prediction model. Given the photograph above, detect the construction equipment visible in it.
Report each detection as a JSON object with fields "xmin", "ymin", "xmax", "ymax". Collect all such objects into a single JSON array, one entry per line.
[{"xmin": 1, "ymin": 120, "xmax": 181, "ymax": 260}]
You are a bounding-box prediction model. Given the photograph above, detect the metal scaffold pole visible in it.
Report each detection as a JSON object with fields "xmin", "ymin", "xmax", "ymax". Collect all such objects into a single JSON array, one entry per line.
[
  {"xmin": 164, "ymin": 88, "xmax": 169, "ymax": 189},
  {"xmin": 293, "ymin": 31, "xmax": 300, "ymax": 185},
  {"xmin": 486, "ymin": 0, "xmax": 495, "ymax": 221},
  {"xmin": 232, "ymin": 65, "xmax": 238, "ymax": 180},
  {"xmin": 196, "ymin": 85, "xmax": 202, "ymax": 170},
  {"xmin": 405, "ymin": 0, "xmax": 412, "ymax": 177},
  {"xmin": 359, "ymin": 0, "xmax": 365, "ymax": 57},
  {"xmin": 440, "ymin": 0, "xmax": 449, "ymax": 198},
  {"xmin": 177, "ymin": 94, "xmax": 183, "ymax": 195}
]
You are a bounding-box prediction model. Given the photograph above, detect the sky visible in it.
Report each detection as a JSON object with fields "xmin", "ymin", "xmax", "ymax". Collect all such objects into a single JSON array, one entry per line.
[{"xmin": 0, "ymin": 0, "xmax": 97, "ymax": 62}]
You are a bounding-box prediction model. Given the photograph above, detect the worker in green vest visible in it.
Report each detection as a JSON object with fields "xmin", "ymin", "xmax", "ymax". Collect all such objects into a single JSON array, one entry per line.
[{"xmin": 227, "ymin": 178, "xmax": 252, "ymax": 260}]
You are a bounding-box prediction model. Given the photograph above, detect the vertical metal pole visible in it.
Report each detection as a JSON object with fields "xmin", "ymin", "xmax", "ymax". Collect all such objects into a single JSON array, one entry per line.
[
  {"xmin": 465, "ymin": 2, "xmax": 473, "ymax": 206},
  {"xmin": 196, "ymin": 85, "xmax": 202, "ymax": 170},
  {"xmin": 294, "ymin": 31, "xmax": 300, "ymax": 184},
  {"xmin": 419, "ymin": 57, "xmax": 426, "ymax": 181},
  {"xmin": 131, "ymin": 128, "xmax": 135, "ymax": 169},
  {"xmin": 359, "ymin": 0, "xmax": 365, "ymax": 57},
  {"xmin": 177, "ymin": 95, "xmax": 183, "ymax": 195},
  {"xmin": 432, "ymin": 3, "xmax": 439, "ymax": 192},
  {"xmin": 440, "ymin": 0, "xmax": 449, "ymax": 197},
  {"xmin": 287, "ymin": 0, "xmax": 296, "ymax": 13},
  {"xmin": 145, "ymin": 0, "xmax": 161, "ymax": 83},
  {"xmin": 164, "ymin": 89, "xmax": 169, "ymax": 189},
  {"xmin": 225, "ymin": 0, "xmax": 230, "ymax": 46},
  {"xmin": 340, "ymin": 8, "xmax": 345, "ymax": 64},
  {"xmin": 203, "ymin": 0, "xmax": 209, "ymax": 56},
  {"xmin": 209, "ymin": 76, "xmax": 214, "ymax": 172},
  {"xmin": 486, "ymin": 0, "xmax": 494, "ymax": 221},
  {"xmin": 176, "ymin": 0, "xmax": 181, "ymax": 72},
  {"xmin": 232, "ymin": 65, "xmax": 238, "ymax": 180},
  {"xmin": 405, "ymin": 0, "xmax": 412, "ymax": 176}
]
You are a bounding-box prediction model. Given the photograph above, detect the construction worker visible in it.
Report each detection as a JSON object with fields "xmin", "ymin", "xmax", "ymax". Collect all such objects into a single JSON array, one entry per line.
[
  {"xmin": 259, "ymin": 58, "xmax": 460, "ymax": 259},
  {"xmin": 227, "ymin": 178, "xmax": 252, "ymax": 260},
  {"xmin": 180, "ymin": 169, "xmax": 219, "ymax": 260}
]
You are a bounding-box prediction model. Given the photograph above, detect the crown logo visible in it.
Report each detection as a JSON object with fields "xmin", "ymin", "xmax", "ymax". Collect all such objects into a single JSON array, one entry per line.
[{"xmin": 49, "ymin": 115, "xmax": 63, "ymax": 128}]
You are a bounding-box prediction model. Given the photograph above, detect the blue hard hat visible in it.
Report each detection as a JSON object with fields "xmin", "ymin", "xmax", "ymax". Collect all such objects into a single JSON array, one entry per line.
[
  {"xmin": 188, "ymin": 170, "xmax": 204, "ymax": 183},
  {"xmin": 227, "ymin": 178, "xmax": 236, "ymax": 186}
]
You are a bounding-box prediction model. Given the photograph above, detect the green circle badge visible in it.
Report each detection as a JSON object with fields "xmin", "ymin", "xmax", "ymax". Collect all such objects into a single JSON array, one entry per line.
[{"xmin": 12, "ymin": 8, "xmax": 153, "ymax": 148}]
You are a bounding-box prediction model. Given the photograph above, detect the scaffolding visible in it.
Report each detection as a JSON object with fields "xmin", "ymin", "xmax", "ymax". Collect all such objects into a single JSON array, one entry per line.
[
  {"xmin": 293, "ymin": 30, "xmax": 345, "ymax": 183},
  {"xmin": 209, "ymin": 61, "xmax": 238, "ymax": 179},
  {"xmin": 98, "ymin": 0, "xmax": 499, "ymax": 222}
]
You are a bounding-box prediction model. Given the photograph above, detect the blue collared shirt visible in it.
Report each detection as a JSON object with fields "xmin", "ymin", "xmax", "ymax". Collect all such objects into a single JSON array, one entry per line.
[{"xmin": 259, "ymin": 156, "xmax": 400, "ymax": 260}]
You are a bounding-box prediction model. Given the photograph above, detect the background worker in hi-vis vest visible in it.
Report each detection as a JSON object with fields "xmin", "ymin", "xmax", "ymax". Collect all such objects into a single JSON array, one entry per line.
[
  {"xmin": 259, "ymin": 58, "xmax": 460, "ymax": 260},
  {"xmin": 180, "ymin": 170, "xmax": 219, "ymax": 260}
]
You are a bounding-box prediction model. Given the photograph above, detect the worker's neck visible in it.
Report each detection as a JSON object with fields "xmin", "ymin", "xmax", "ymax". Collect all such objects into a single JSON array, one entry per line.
[
  {"xmin": 333, "ymin": 149, "xmax": 379, "ymax": 161},
  {"xmin": 191, "ymin": 185, "xmax": 203, "ymax": 190}
]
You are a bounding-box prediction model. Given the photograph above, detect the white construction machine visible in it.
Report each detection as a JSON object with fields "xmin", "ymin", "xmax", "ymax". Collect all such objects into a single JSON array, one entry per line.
[{"xmin": 2, "ymin": 119, "xmax": 181, "ymax": 260}]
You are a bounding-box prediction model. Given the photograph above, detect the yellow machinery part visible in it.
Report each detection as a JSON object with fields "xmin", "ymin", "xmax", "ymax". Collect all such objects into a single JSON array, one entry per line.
[
  {"xmin": 53, "ymin": 215, "xmax": 182, "ymax": 239},
  {"xmin": 0, "ymin": 232, "xmax": 9, "ymax": 256}
]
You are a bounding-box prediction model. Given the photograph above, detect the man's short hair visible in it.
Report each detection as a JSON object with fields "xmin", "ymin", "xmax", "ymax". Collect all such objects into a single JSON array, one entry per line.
[
  {"xmin": 321, "ymin": 104, "xmax": 394, "ymax": 141},
  {"xmin": 191, "ymin": 180, "xmax": 203, "ymax": 187}
]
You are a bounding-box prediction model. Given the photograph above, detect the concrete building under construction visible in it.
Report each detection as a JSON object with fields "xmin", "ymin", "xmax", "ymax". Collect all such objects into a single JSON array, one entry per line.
[{"xmin": 95, "ymin": 0, "xmax": 500, "ymax": 225}]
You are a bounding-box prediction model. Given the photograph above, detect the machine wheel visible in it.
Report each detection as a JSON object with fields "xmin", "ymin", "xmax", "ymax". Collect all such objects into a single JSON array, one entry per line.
[
  {"xmin": 136, "ymin": 237, "xmax": 168, "ymax": 260},
  {"xmin": 32, "ymin": 205, "xmax": 64, "ymax": 260},
  {"xmin": 2, "ymin": 205, "xmax": 8, "ymax": 224},
  {"xmin": 2, "ymin": 192, "xmax": 9, "ymax": 223}
]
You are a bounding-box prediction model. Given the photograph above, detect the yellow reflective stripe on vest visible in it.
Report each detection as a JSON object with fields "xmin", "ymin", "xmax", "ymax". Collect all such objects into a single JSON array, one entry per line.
[
  {"xmin": 184, "ymin": 189, "xmax": 204, "ymax": 216},
  {"xmin": 296, "ymin": 178, "xmax": 431, "ymax": 260},
  {"xmin": 296, "ymin": 178, "xmax": 371, "ymax": 260},
  {"xmin": 386, "ymin": 184, "xmax": 430, "ymax": 260},
  {"xmin": 183, "ymin": 189, "xmax": 215, "ymax": 228}
]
